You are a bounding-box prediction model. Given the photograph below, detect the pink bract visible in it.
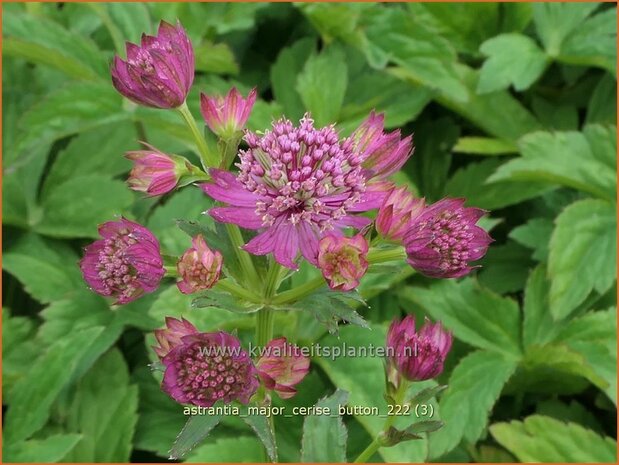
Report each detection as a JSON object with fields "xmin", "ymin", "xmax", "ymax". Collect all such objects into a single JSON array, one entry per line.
[
  {"xmin": 200, "ymin": 87, "xmax": 257, "ymax": 137},
  {"xmin": 256, "ymin": 337, "xmax": 310, "ymax": 399},
  {"xmin": 126, "ymin": 145, "xmax": 180, "ymax": 196},
  {"xmin": 376, "ymin": 186, "xmax": 425, "ymax": 241},
  {"xmin": 153, "ymin": 317, "xmax": 198, "ymax": 360}
]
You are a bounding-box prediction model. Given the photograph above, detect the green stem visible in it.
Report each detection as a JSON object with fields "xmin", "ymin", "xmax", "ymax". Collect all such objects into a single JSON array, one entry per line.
[
  {"xmin": 367, "ymin": 246, "xmax": 406, "ymax": 264},
  {"xmin": 271, "ymin": 277, "xmax": 324, "ymax": 305},
  {"xmin": 220, "ymin": 135, "xmax": 242, "ymax": 169},
  {"xmin": 177, "ymin": 102, "xmax": 218, "ymax": 169},
  {"xmin": 255, "ymin": 307, "xmax": 274, "ymax": 348},
  {"xmin": 225, "ymin": 223, "xmax": 261, "ymax": 290},
  {"xmin": 215, "ymin": 278, "xmax": 262, "ymax": 304},
  {"xmin": 354, "ymin": 381, "xmax": 409, "ymax": 463}
]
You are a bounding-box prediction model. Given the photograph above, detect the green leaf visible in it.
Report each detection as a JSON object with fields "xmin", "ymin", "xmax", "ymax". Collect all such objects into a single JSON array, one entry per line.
[
  {"xmin": 490, "ymin": 415, "xmax": 617, "ymax": 462},
  {"xmin": 36, "ymin": 175, "xmax": 133, "ymax": 238},
  {"xmin": 192, "ymin": 289, "xmax": 264, "ymax": 314},
  {"xmin": 548, "ymin": 199, "xmax": 616, "ymax": 319},
  {"xmin": 242, "ymin": 410, "xmax": 278, "ymax": 462},
  {"xmin": 4, "ymin": 327, "xmax": 104, "ymax": 443},
  {"xmin": 301, "ymin": 389, "xmax": 349, "ymax": 462},
  {"xmin": 587, "ymin": 74, "xmax": 617, "ymax": 125},
  {"xmin": 3, "ymin": 233, "xmax": 84, "ymax": 303},
  {"xmin": 401, "ymin": 279, "xmax": 522, "ymax": 357},
  {"xmin": 522, "ymin": 266, "xmax": 559, "ymax": 348},
  {"xmin": 169, "ymin": 414, "xmax": 222, "ymax": 460},
  {"xmin": 532, "ymin": 96, "xmax": 579, "ymax": 131},
  {"xmin": 478, "ymin": 241, "xmax": 535, "ymax": 294},
  {"xmin": 63, "ymin": 349, "xmax": 138, "ymax": 462},
  {"xmin": 296, "ymin": 45, "xmax": 348, "ymax": 126},
  {"xmin": 509, "ymin": 217, "xmax": 554, "ymax": 261},
  {"xmin": 453, "ymin": 137, "xmax": 518, "ymax": 156},
  {"xmin": 3, "ymin": 434, "xmax": 82, "ymax": 463},
  {"xmin": 3, "ymin": 10, "xmax": 108, "ymax": 80},
  {"xmin": 185, "ymin": 436, "xmax": 264, "ymax": 462},
  {"xmin": 477, "ymin": 34, "xmax": 548, "ymax": 93},
  {"xmin": 105, "ymin": 2, "xmax": 153, "ymax": 45},
  {"xmin": 429, "ymin": 351, "xmax": 518, "ymax": 459},
  {"xmin": 489, "ymin": 125, "xmax": 617, "ymax": 201},
  {"xmin": 195, "ymin": 41, "xmax": 239, "ymax": 75}
]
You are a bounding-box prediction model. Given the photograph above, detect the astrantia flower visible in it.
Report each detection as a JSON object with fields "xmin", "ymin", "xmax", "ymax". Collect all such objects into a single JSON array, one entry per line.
[
  {"xmin": 153, "ymin": 317, "xmax": 198, "ymax": 360},
  {"xmin": 387, "ymin": 315, "xmax": 452, "ymax": 382},
  {"xmin": 376, "ymin": 186, "xmax": 425, "ymax": 241},
  {"xmin": 256, "ymin": 337, "xmax": 310, "ymax": 399},
  {"xmin": 111, "ymin": 20, "xmax": 194, "ymax": 109},
  {"xmin": 202, "ymin": 114, "xmax": 395, "ymax": 268},
  {"xmin": 126, "ymin": 145, "xmax": 194, "ymax": 196},
  {"xmin": 161, "ymin": 331, "xmax": 259, "ymax": 407},
  {"xmin": 80, "ymin": 218, "xmax": 164, "ymax": 304},
  {"xmin": 403, "ymin": 198, "xmax": 491, "ymax": 278},
  {"xmin": 317, "ymin": 234, "xmax": 369, "ymax": 291},
  {"xmin": 200, "ymin": 87, "xmax": 257, "ymax": 138},
  {"xmin": 176, "ymin": 235, "xmax": 223, "ymax": 294}
]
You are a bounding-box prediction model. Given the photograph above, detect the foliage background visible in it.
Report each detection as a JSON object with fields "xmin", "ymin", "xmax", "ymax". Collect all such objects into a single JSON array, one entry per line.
[{"xmin": 2, "ymin": 2, "xmax": 617, "ymax": 463}]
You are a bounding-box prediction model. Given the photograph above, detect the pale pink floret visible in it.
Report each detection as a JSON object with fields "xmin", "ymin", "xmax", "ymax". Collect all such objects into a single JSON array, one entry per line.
[
  {"xmin": 80, "ymin": 218, "xmax": 164, "ymax": 304},
  {"xmin": 403, "ymin": 198, "xmax": 492, "ymax": 278},
  {"xmin": 200, "ymin": 87, "xmax": 257, "ymax": 137},
  {"xmin": 376, "ymin": 186, "xmax": 425, "ymax": 241},
  {"xmin": 176, "ymin": 235, "xmax": 223, "ymax": 294},
  {"xmin": 111, "ymin": 20, "xmax": 194, "ymax": 109},
  {"xmin": 387, "ymin": 315, "xmax": 452, "ymax": 382},
  {"xmin": 126, "ymin": 145, "xmax": 180, "ymax": 196},
  {"xmin": 317, "ymin": 234, "xmax": 369, "ymax": 291},
  {"xmin": 201, "ymin": 112, "xmax": 409, "ymax": 269},
  {"xmin": 256, "ymin": 337, "xmax": 310, "ymax": 399},
  {"xmin": 161, "ymin": 331, "xmax": 259, "ymax": 407},
  {"xmin": 153, "ymin": 317, "xmax": 198, "ymax": 360}
]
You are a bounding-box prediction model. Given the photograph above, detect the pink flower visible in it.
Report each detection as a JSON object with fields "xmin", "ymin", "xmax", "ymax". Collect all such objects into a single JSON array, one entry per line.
[
  {"xmin": 403, "ymin": 198, "xmax": 492, "ymax": 278},
  {"xmin": 200, "ymin": 87, "xmax": 257, "ymax": 138},
  {"xmin": 80, "ymin": 218, "xmax": 164, "ymax": 304},
  {"xmin": 376, "ymin": 187, "xmax": 425, "ymax": 241},
  {"xmin": 176, "ymin": 235, "xmax": 223, "ymax": 294},
  {"xmin": 317, "ymin": 234, "xmax": 369, "ymax": 291},
  {"xmin": 126, "ymin": 145, "xmax": 190, "ymax": 196},
  {"xmin": 201, "ymin": 114, "xmax": 386, "ymax": 269},
  {"xmin": 111, "ymin": 20, "xmax": 194, "ymax": 109},
  {"xmin": 161, "ymin": 331, "xmax": 259, "ymax": 407},
  {"xmin": 153, "ymin": 317, "xmax": 198, "ymax": 360},
  {"xmin": 256, "ymin": 337, "xmax": 310, "ymax": 399},
  {"xmin": 387, "ymin": 315, "xmax": 452, "ymax": 382}
]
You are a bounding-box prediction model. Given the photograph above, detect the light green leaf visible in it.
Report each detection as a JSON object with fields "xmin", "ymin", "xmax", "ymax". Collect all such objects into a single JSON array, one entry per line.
[
  {"xmin": 509, "ymin": 218, "xmax": 554, "ymax": 262},
  {"xmin": 587, "ymin": 74, "xmax": 617, "ymax": 125},
  {"xmin": 3, "ymin": 434, "xmax": 82, "ymax": 463},
  {"xmin": 402, "ymin": 279, "xmax": 522, "ymax": 357},
  {"xmin": 195, "ymin": 41, "xmax": 239, "ymax": 75},
  {"xmin": 4, "ymin": 327, "xmax": 104, "ymax": 443},
  {"xmin": 186, "ymin": 436, "xmax": 264, "ymax": 462},
  {"xmin": 478, "ymin": 34, "xmax": 548, "ymax": 93},
  {"xmin": 63, "ymin": 350, "xmax": 138, "ymax": 462},
  {"xmin": 429, "ymin": 351, "xmax": 518, "ymax": 459},
  {"xmin": 453, "ymin": 137, "xmax": 518, "ymax": 156},
  {"xmin": 36, "ymin": 175, "xmax": 133, "ymax": 238},
  {"xmin": 489, "ymin": 125, "xmax": 617, "ymax": 201},
  {"xmin": 548, "ymin": 199, "xmax": 616, "ymax": 319},
  {"xmin": 490, "ymin": 415, "xmax": 617, "ymax": 462},
  {"xmin": 301, "ymin": 389, "xmax": 349, "ymax": 462},
  {"xmin": 522, "ymin": 266, "xmax": 558, "ymax": 348},
  {"xmin": 296, "ymin": 45, "xmax": 348, "ymax": 126},
  {"xmin": 242, "ymin": 410, "xmax": 278, "ymax": 462},
  {"xmin": 169, "ymin": 414, "xmax": 223, "ymax": 460}
]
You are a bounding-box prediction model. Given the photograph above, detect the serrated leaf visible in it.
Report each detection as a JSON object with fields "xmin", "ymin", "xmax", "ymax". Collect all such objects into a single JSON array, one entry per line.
[
  {"xmin": 401, "ymin": 279, "xmax": 522, "ymax": 357},
  {"xmin": 548, "ymin": 199, "xmax": 616, "ymax": 319},
  {"xmin": 410, "ymin": 385, "xmax": 448, "ymax": 406},
  {"xmin": 522, "ymin": 266, "xmax": 558, "ymax": 348},
  {"xmin": 509, "ymin": 218, "xmax": 554, "ymax": 261},
  {"xmin": 241, "ymin": 408, "xmax": 278, "ymax": 462},
  {"xmin": 587, "ymin": 74, "xmax": 617, "ymax": 125},
  {"xmin": 428, "ymin": 351, "xmax": 518, "ymax": 459},
  {"xmin": 185, "ymin": 436, "xmax": 264, "ymax": 462},
  {"xmin": 478, "ymin": 33, "xmax": 548, "ymax": 93},
  {"xmin": 301, "ymin": 389, "xmax": 349, "ymax": 462},
  {"xmin": 169, "ymin": 414, "xmax": 222, "ymax": 460},
  {"xmin": 490, "ymin": 415, "xmax": 617, "ymax": 462},
  {"xmin": 3, "ymin": 434, "xmax": 82, "ymax": 463},
  {"xmin": 192, "ymin": 289, "xmax": 264, "ymax": 314}
]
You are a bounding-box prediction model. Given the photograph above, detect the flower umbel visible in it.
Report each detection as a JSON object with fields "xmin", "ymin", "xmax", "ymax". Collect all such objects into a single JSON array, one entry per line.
[
  {"xmin": 202, "ymin": 114, "xmax": 394, "ymax": 268},
  {"xmin": 80, "ymin": 218, "xmax": 164, "ymax": 304},
  {"xmin": 200, "ymin": 87, "xmax": 257, "ymax": 138},
  {"xmin": 404, "ymin": 198, "xmax": 491, "ymax": 278},
  {"xmin": 176, "ymin": 235, "xmax": 223, "ymax": 294},
  {"xmin": 318, "ymin": 234, "xmax": 369, "ymax": 291},
  {"xmin": 126, "ymin": 145, "xmax": 194, "ymax": 196},
  {"xmin": 162, "ymin": 331, "xmax": 259, "ymax": 407},
  {"xmin": 256, "ymin": 337, "xmax": 310, "ymax": 399},
  {"xmin": 153, "ymin": 317, "xmax": 198, "ymax": 360},
  {"xmin": 387, "ymin": 315, "xmax": 452, "ymax": 383},
  {"xmin": 111, "ymin": 20, "xmax": 194, "ymax": 109},
  {"xmin": 376, "ymin": 186, "xmax": 425, "ymax": 241}
]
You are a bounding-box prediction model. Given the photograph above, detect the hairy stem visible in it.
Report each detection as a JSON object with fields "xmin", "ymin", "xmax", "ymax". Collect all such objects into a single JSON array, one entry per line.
[{"xmin": 177, "ymin": 101, "xmax": 218, "ymax": 169}]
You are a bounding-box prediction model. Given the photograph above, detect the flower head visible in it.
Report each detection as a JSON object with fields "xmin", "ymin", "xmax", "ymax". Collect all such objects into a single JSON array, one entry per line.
[
  {"xmin": 126, "ymin": 145, "xmax": 192, "ymax": 196},
  {"xmin": 80, "ymin": 218, "xmax": 164, "ymax": 304},
  {"xmin": 202, "ymin": 114, "xmax": 388, "ymax": 269},
  {"xmin": 387, "ymin": 315, "xmax": 452, "ymax": 382},
  {"xmin": 200, "ymin": 87, "xmax": 257, "ymax": 138},
  {"xmin": 153, "ymin": 317, "xmax": 198, "ymax": 360},
  {"xmin": 317, "ymin": 234, "xmax": 369, "ymax": 291},
  {"xmin": 376, "ymin": 187, "xmax": 425, "ymax": 241},
  {"xmin": 162, "ymin": 331, "xmax": 259, "ymax": 407},
  {"xmin": 256, "ymin": 337, "xmax": 310, "ymax": 399},
  {"xmin": 111, "ymin": 20, "xmax": 194, "ymax": 109},
  {"xmin": 403, "ymin": 198, "xmax": 491, "ymax": 278},
  {"xmin": 176, "ymin": 235, "xmax": 223, "ymax": 294}
]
